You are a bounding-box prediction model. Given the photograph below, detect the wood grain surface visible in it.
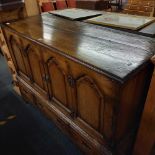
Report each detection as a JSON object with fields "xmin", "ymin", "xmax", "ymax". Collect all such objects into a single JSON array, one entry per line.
[
  {"xmin": 2, "ymin": 13, "xmax": 155, "ymax": 83},
  {"xmin": 2, "ymin": 13, "xmax": 155, "ymax": 155}
]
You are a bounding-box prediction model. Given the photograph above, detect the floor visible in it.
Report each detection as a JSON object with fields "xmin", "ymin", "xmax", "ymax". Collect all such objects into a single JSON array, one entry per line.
[{"xmin": 0, "ymin": 54, "xmax": 82, "ymax": 155}]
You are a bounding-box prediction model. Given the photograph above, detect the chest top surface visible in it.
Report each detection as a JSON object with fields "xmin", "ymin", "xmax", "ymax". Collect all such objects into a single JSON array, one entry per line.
[{"xmin": 3, "ymin": 13, "xmax": 155, "ymax": 83}]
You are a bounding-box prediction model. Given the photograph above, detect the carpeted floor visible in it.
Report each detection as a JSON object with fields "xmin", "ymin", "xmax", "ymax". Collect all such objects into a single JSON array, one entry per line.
[{"xmin": 0, "ymin": 54, "xmax": 82, "ymax": 155}]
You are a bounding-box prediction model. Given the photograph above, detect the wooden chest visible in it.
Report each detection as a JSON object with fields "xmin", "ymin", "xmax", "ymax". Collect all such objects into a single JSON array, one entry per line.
[{"xmin": 2, "ymin": 14, "xmax": 155, "ymax": 155}]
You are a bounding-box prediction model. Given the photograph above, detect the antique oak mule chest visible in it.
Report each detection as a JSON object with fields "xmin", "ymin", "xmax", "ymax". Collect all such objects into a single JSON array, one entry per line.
[{"xmin": 2, "ymin": 13, "xmax": 155, "ymax": 155}]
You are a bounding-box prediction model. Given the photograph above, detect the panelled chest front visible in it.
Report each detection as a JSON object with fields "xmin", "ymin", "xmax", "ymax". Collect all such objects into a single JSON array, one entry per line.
[{"xmin": 2, "ymin": 14, "xmax": 155, "ymax": 155}]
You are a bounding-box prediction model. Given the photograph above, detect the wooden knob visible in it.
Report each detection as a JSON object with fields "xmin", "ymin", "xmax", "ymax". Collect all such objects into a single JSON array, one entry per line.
[{"xmin": 151, "ymin": 55, "xmax": 155, "ymax": 65}]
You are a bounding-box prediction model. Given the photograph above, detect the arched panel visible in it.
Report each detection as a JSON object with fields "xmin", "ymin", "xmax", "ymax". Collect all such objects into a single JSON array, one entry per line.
[
  {"xmin": 46, "ymin": 57, "xmax": 68, "ymax": 108},
  {"xmin": 10, "ymin": 36, "xmax": 26, "ymax": 75},
  {"xmin": 76, "ymin": 76, "xmax": 104, "ymax": 131},
  {"xmin": 26, "ymin": 45, "xmax": 44, "ymax": 89}
]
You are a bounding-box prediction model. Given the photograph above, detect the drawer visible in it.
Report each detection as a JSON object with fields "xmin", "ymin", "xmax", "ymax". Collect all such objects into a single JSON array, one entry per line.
[
  {"xmin": 70, "ymin": 128, "xmax": 109, "ymax": 155},
  {"xmin": 41, "ymin": 102, "xmax": 104, "ymax": 154},
  {"xmin": 43, "ymin": 104, "xmax": 70, "ymax": 132},
  {"xmin": 69, "ymin": 128, "xmax": 94, "ymax": 154},
  {"xmin": 43, "ymin": 104, "xmax": 103, "ymax": 154}
]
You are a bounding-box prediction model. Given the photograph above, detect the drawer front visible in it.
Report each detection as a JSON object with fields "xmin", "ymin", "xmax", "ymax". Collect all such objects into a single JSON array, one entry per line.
[
  {"xmin": 40, "ymin": 102, "xmax": 108, "ymax": 155},
  {"xmin": 43, "ymin": 104, "xmax": 70, "ymax": 132},
  {"xmin": 41, "ymin": 104, "xmax": 93, "ymax": 154},
  {"xmin": 69, "ymin": 128, "xmax": 97, "ymax": 154}
]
